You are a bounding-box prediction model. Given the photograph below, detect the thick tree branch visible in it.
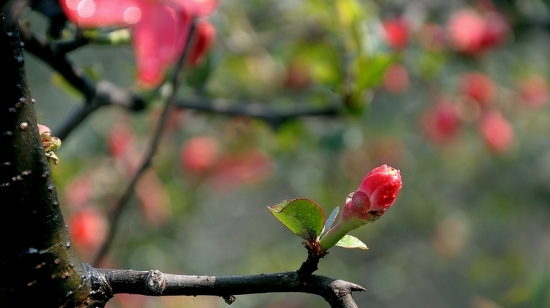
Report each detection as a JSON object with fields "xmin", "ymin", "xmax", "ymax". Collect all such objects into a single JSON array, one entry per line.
[
  {"xmin": 0, "ymin": 10, "xmax": 103, "ymax": 307},
  {"xmin": 97, "ymin": 268, "xmax": 365, "ymax": 308}
]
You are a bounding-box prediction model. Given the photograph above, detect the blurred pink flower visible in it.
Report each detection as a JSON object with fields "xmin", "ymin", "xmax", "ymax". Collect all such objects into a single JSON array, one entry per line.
[
  {"xmin": 478, "ymin": 110, "xmax": 514, "ymax": 154},
  {"xmin": 421, "ymin": 99, "xmax": 462, "ymax": 145},
  {"xmin": 60, "ymin": 0, "xmax": 218, "ymax": 87}
]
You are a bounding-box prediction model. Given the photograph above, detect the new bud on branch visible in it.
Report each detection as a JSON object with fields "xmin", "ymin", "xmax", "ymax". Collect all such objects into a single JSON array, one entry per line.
[{"xmin": 320, "ymin": 165, "xmax": 402, "ymax": 251}]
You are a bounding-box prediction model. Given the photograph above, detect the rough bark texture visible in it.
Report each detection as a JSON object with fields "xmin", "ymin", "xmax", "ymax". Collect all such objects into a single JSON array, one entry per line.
[{"xmin": 0, "ymin": 11, "xmax": 102, "ymax": 307}]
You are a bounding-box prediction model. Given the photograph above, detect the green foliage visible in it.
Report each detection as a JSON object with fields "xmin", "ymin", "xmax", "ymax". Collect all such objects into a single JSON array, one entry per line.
[
  {"xmin": 268, "ymin": 198, "xmax": 325, "ymax": 242},
  {"xmin": 335, "ymin": 235, "xmax": 368, "ymax": 250}
]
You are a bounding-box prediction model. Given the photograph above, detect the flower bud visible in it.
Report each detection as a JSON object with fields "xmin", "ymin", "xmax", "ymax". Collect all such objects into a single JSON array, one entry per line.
[
  {"xmin": 357, "ymin": 165, "xmax": 403, "ymax": 212},
  {"xmin": 320, "ymin": 165, "xmax": 402, "ymax": 251}
]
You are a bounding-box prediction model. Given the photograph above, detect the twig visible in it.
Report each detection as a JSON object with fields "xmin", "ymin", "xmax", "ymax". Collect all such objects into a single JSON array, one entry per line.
[
  {"xmin": 92, "ymin": 19, "xmax": 198, "ymax": 267},
  {"xmin": 96, "ymin": 268, "xmax": 366, "ymax": 308},
  {"xmin": 176, "ymin": 96, "xmax": 342, "ymax": 129},
  {"xmin": 52, "ymin": 28, "xmax": 91, "ymax": 54},
  {"xmin": 296, "ymin": 249, "xmax": 325, "ymax": 281},
  {"xmin": 18, "ymin": 22, "xmax": 96, "ymax": 99},
  {"xmin": 55, "ymin": 81, "xmax": 144, "ymax": 140}
]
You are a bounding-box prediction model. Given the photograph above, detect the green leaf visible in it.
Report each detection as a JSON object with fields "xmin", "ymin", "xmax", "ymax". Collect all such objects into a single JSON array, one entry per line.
[
  {"xmin": 268, "ymin": 198, "xmax": 326, "ymax": 242},
  {"xmin": 335, "ymin": 235, "xmax": 368, "ymax": 250},
  {"xmin": 321, "ymin": 207, "xmax": 339, "ymax": 238},
  {"xmin": 354, "ymin": 53, "xmax": 397, "ymax": 89}
]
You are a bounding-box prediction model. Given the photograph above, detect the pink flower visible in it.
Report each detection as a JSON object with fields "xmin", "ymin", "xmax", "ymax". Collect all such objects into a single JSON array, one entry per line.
[
  {"xmin": 421, "ymin": 100, "xmax": 462, "ymax": 145},
  {"xmin": 320, "ymin": 165, "xmax": 402, "ymax": 250},
  {"xmin": 382, "ymin": 16, "xmax": 409, "ymax": 50},
  {"xmin": 478, "ymin": 110, "xmax": 514, "ymax": 154},
  {"xmin": 446, "ymin": 8, "xmax": 509, "ymax": 56},
  {"xmin": 447, "ymin": 9, "xmax": 486, "ymax": 55},
  {"xmin": 458, "ymin": 72, "xmax": 496, "ymax": 107},
  {"xmin": 60, "ymin": 0, "xmax": 218, "ymax": 87},
  {"xmin": 383, "ymin": 63, "xmax": 409, "ymax": 94},
  {"xmin": 356, "ymin": 165, "xmax": 402, "ymax": 213},
  {"xmin": 180, "ymin": 135, "xmax": 220, "ymax": 173},
  {"xmin": 68, "ymin": 207, "xmax": 107, "ymax": 255}
]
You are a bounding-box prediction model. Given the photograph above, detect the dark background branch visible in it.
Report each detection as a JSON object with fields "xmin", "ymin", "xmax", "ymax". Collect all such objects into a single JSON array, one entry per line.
[
  {"xmin": 19, "ymin": 22, "xmax": 96, "ymax": 99},
  {"xmin": 176, "ymin": 96, "xmax": 342, "ymax": 129},
  {"xmin": 55, "ymin": 81, "xmax": 144, "ymax": 140},
  {"xmin": 92, "ymin": 19, "xmax": 198, "ymax": 267}
]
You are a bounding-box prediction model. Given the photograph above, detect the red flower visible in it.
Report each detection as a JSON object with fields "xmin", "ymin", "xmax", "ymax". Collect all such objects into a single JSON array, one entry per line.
[
  {"xmin": 108, "ymin": 122, "xmax": 136, "ymax": 159},
  {"xmin": 382, "ymin": 16, "xmax": 409, "ymax": 50},
  {"xmin": 481, "ymin": 12, "xmax": 509, "ymax": 49},
  {"xmin": 383, "ymin": 63, "xmax": 409, "ymax": 94},
  {"xmin": 320, "ymin": 165, "xmax": 402, "ymax": 250},
  {"xmin": 421, "ymin": 100, "xmax": 462, "ymax": 145},
  {"xmin": 180, "ymin": 136, "xmax": 220, "ymax": 173},
  {"xmin": 447, "ymin": 9, "xmax": 486, "ymax": 55},
  {"xmin": 446, "ymin": 8, "xmax": 509, "ymax": 56},
  {"xmin": 478, "ymin": 110, "xmax": 514, "ymax": 154},
  {"xmin": 60, "ymin": 0, "xmax": 218, "ymax": 87},
  {"xmin": 187, "ymin": 20, "xmax": 216, "ymax": 66},
  {"xmin": 458, "ymin": 72, "xmax": 495, "ymax": 107},
  {"xmin": 68, "ymin": 207, "xmax": 107, "ymax": 253},
  {"xmin": 356, "ymin": 165, "xmax": 403, "ymax": 213}
]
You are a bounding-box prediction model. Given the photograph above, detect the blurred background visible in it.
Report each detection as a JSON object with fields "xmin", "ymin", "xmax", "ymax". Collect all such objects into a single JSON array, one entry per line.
[{"xmin": 23, "ymin": 0, "xmax": 550, "ymax": 307}]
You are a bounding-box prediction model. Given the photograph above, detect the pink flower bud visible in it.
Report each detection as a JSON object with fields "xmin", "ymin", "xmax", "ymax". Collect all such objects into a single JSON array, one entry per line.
[
  {"xmin": 357, "ymin": 164, "xmax": 403, "ymax": 212},
  {"xmin": 37, "ymin": 124, "xmax": 51, "ymax": 136},
  {"xmin": 320, "ymin": 165, "xmax": 402, "ymax": 251}
]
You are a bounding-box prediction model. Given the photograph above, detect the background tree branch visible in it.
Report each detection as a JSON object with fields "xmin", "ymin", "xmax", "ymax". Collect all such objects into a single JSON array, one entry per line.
[{"xmin": 92, "ymin": 19, "xmax": 198, "ymax": 267}]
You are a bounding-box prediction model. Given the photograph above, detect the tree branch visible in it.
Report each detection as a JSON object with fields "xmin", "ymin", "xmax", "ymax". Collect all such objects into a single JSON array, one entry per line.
[
  {"xmin": 18, "ymin": 21, "xmax": 96, "ymax": 99},
  {"xmin": 92, "ymin": 19, "xmax": 198, "ymax": 267},
  {"xmin": 0, "ymin": 9, "xmax": 103, "ymax": 307},
  {"xmin": 175, "ymin": 96, "xmax": 342, "ymax": 129},
  {"xmin": 54, "ymin": 81, "xmax": 145, "ymax": 140},
  {"xmin": 97, "ymin": 268, "xmax": 365, "ymax": 308}
]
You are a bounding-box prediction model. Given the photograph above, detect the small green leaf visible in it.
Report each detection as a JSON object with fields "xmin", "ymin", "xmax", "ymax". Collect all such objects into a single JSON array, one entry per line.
[
  {"xmin": 335, "ymin": 235, "xmax": 368, "ymax": 250},
  {"xmin": 321, "ymin": 207, "xmax": 339, "ymax": 238},
  {"xmin": 355, "ymin": 53, "xmax": 397, "ymax": 89},
  {"xmin": 268, "ymin": 198, "xmax": 326, "ymax": 242}
]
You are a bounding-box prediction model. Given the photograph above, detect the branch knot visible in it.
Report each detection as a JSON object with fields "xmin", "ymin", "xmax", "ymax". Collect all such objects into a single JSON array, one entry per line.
[{"xmin": 146, "ymin": 270, "xmax": 165, "ymax": 294}]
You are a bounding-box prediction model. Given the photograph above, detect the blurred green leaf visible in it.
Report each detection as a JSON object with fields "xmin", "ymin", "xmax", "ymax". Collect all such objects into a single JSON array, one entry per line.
[
  {"xmin": 336, "ymin": 0, "xmax": 362, "ymax": 27},
  {"xmin": 292, "ymin": 43, "xmax": 343, "ymax": 86},
  {"xmin": 335, "ymin": 235, "xmax": 368, "ymax": 250},
  {"xmin": 185, "ymin": 54, "xmax": 213, "ymax": 90},
  {"xmin": 355, "ymin": 53, "xmax": 397, "ymax": 89},
  {"xmin": 268, "ymin": 198, "xmax": 326, "ymax": 242}
]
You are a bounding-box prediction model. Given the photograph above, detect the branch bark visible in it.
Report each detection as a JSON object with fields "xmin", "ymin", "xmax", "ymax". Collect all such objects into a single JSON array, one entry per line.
[
  {"xmin": 175, "ymin": 96, "xmax": 342, "ymax": 129},
  {"xmin": 0, "ymin": 9, "xmax": 104, "ymax": 307},
  {"xmin": 97, "ymin": 268, "xmax": 365, "ymax": 308}
]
